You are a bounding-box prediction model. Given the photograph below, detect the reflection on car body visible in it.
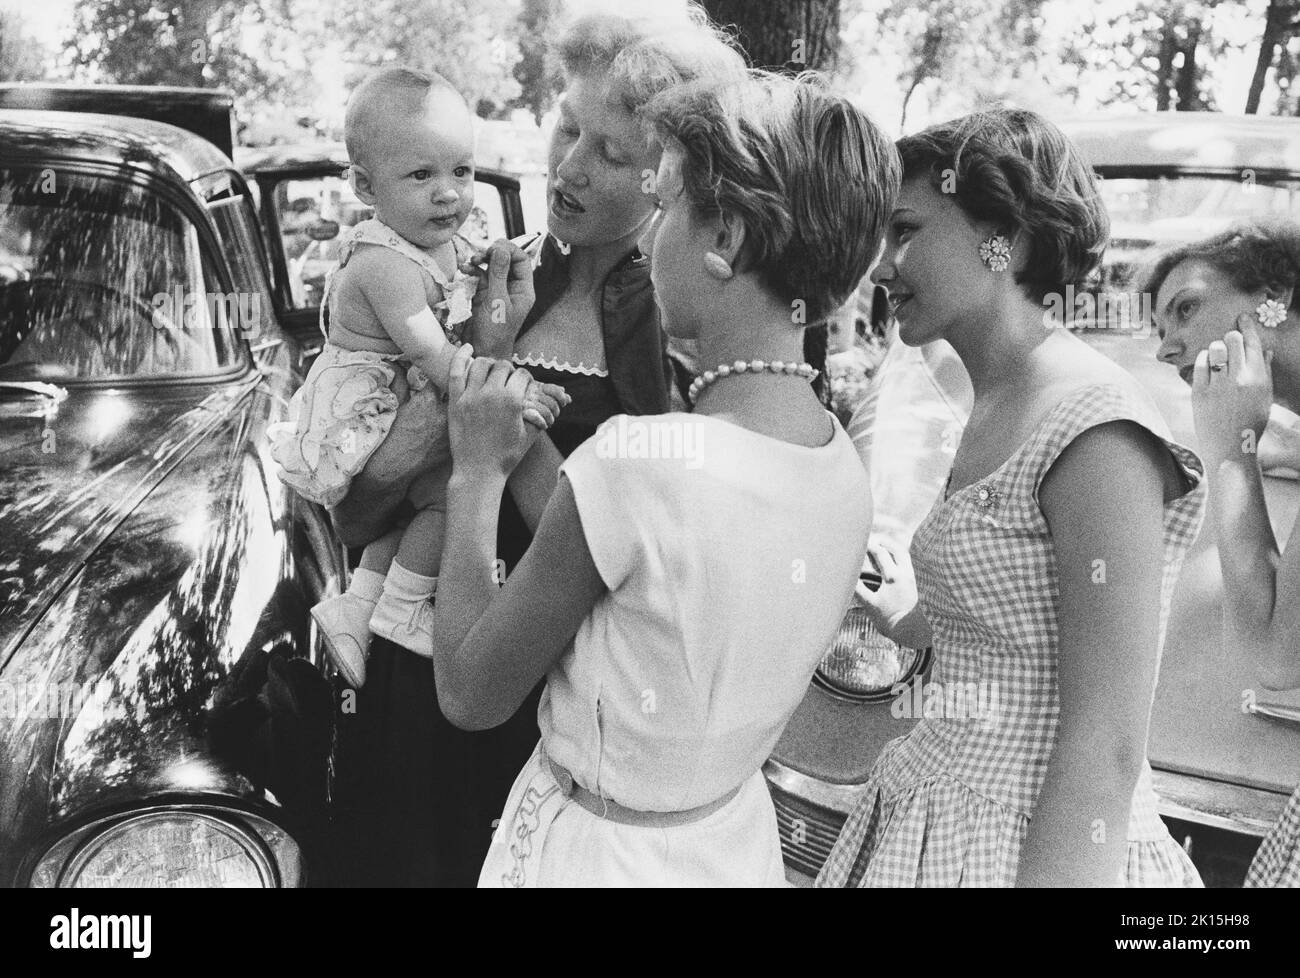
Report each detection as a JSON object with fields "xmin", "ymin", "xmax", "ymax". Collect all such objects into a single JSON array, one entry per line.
[{"xmin": 0, "ymin": 92, "xmax": 347, "ymax": 887}]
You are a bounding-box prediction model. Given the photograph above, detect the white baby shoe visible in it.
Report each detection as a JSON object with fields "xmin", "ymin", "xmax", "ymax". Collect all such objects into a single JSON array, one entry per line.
[{"xmin": 311, "ymin": 592, "xmax": 374, "ymax": 688}]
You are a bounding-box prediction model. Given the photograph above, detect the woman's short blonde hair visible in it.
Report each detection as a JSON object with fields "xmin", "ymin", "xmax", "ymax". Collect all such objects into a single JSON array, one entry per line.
[
  {"xmin": 554, "ymin": 3, "xmax": 748, "ymax": 122},
  {"xmin": 645, "ymin": 71, "xmax": 901, "ymax": 326}
]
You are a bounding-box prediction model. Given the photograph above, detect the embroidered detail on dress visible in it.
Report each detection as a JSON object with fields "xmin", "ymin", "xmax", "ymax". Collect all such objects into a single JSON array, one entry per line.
[
  {"xmin": 512, "ymin": 352, "xmax": 610, "ymax": 377},
  {"xmin": 502, "ymin": 778, "xmax": 560, "ymax": 888}
]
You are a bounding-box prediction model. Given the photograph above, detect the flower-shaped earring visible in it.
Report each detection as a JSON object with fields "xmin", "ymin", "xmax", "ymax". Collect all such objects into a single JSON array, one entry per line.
[
  {"xmin": 978, "ymin": 234, "xmax": 1012, "ymax": 272},
  {"xmin": 1257, "ymin": 298, "xmax": 1287, "ymax": 329}
]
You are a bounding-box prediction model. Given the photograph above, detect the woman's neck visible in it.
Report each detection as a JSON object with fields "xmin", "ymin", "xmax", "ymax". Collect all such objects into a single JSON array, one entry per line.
[
  {"xmin": 946, "ymin": 299, "xmax": 1053, "ymax": 399},
  {"xmin": 563, "ymin": 223, "xmax": 648, "ymax": 292},
  {"xmin": 1273, "ymin": 330, "xmax": 1300, "ymax": 414},
  {"xmin": 692, "ymin": 295, "xmax": 812, "ymax": 415}
]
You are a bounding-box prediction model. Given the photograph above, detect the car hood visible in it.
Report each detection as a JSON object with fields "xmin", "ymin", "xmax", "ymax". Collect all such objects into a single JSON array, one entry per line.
[
  {"xmin": 0, "ymin": 374, "xmax": 312, "ymax": 882},
  {"xmin": 0, "ymin": 381, "xmax": 251, "ymax": 665}
]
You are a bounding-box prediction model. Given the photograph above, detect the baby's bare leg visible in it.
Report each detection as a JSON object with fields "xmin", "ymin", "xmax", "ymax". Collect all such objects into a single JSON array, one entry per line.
[
  {"xmin": 370, "ymin": 502, "xmax": 446, "ymax": 656},
  {"xmin": 359, "ymin": 527, "xmax": 403, "ymax": 574},
  {"xmin": 394, "ymin": 504, "xmax": 447, "ymax": 580}
]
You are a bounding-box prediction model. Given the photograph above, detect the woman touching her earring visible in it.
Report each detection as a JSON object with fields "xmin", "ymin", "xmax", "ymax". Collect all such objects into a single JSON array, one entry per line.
[{"xmin": 1143, "ymin": 219, "xmax": 1300, "ymax": 887}]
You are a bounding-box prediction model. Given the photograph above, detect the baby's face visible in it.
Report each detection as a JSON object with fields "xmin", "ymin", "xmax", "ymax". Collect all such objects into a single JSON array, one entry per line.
[{"xmin": 361, "ymin": 91, "xmax": 475, "ymax": 251}]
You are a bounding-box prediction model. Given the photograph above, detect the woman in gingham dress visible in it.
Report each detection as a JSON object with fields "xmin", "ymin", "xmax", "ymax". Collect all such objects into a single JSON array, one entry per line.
[
  {"xmin": 818, "ymin": 109, "xmax": 1207, "ymax": 888},
  {"xmin": 1139, "ymin": 219, "xmax": 1300, "ymax": 888}
]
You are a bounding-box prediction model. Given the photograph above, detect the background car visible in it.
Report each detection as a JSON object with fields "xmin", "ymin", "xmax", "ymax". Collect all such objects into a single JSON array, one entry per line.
[
  {"xmin": 0, "ymin": 84, "xmax": 535, "ymax": 888},
  {"xmin": 0, "ymin": 86, "xmax": 350, "ymax": 887},
  {"xmin": 765, "ymin": 113, "xmax": 1300, "ymax": 887}
]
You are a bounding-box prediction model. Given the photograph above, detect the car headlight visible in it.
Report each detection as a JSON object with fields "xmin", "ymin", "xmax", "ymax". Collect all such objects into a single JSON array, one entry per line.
[
  {"xmin": 29, "ymin": 808, "xmax": 301, "ymax": 888},
  {"xmin": 814, "ymin": 591, "xmax": 929, "ymax": 702}
]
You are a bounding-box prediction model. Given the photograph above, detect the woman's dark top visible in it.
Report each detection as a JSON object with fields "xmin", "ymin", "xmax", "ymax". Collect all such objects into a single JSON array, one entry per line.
[{"xmin": 338, "ymin": 236, "xmax": 668, "ymax": 887}]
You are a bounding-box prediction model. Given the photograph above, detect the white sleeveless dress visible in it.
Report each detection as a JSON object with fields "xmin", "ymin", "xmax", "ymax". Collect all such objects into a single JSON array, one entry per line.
[{"xmin": 479, "ymin": 412, "xmax": 873, "ymax": 887}]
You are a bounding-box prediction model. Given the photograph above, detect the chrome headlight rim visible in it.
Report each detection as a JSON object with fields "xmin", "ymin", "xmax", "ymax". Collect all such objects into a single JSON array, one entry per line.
[
  {"xmin": 26, "ymin": 800, "xmax": 299, "ymax": 889},
  {"xmin": 813, "ymin": 644, "xmax": 932, "ymax": 704},
  {"xmin": 813, "ymin": 573, "xmax": 932, "ymax": 703},
  {"xmin": 58, "ymin": 809, "xmax": 278, "ymax": 889}
]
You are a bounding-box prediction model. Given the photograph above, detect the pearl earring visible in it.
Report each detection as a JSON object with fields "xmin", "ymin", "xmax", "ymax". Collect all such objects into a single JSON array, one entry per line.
[
  {"xmin": 703, "ymin": 252, "xmax": 734, "ymax": 280},
  {"xmin": 978, "ymin": 234, "xmax": 1012, "ymax": 272}
]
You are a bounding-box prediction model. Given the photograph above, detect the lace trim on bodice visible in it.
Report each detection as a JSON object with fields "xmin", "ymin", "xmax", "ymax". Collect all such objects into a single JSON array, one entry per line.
[{"xmin": 512, "ymin": 352, "xmax": 610, "ymax": 377}]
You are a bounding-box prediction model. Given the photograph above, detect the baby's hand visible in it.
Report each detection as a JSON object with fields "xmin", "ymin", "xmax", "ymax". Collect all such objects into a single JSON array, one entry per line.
[{"xmin": 515, "ymin": 367, "xmax": 570, "ymax": 429}]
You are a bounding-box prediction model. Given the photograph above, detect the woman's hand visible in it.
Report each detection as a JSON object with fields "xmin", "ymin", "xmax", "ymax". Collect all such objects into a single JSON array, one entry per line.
[
  {"xmin": 464, "ymin": 238, "xmax": 536, "ymax": 358},
  {"xmin": 856, "ymin": 534, "xmax": 930, "ymax": 648},
  {"xmin": 1192, "ymin": 313, "xmax": 1274, "ymax": 466},
  {"xmin": 447, "ymin": 344, "xmax": 539, "ymax": 480}
]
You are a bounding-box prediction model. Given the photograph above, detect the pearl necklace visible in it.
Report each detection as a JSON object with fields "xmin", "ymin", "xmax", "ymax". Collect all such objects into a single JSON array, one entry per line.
[{"xmin": 688, "ymin": 359, "xmax": 819, "ymax": 405}]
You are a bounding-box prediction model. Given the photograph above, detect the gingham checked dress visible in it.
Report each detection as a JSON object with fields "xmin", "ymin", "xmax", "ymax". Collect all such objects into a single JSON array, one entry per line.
[
  {"xmin": 1246, "ymin": 786, "xmax": 1300, "ymax": 887},
  {"xmin": 817, "ymin": 382, "xmax": 1206, "ymax": 888}
]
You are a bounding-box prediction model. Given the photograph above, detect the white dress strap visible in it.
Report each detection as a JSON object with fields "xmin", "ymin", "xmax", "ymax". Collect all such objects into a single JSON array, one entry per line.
[{"xmin": 319, "ymin": 218, "xmax": 479, "ymax": 337}]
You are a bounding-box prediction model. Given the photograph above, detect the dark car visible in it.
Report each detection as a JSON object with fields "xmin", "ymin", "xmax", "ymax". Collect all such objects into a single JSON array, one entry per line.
[
  {"xmin": 0, "ymin": 92, "xmax": 349, "ymax": 887},
  {"xmin": 0, "ymin": 82, "xmax": 536, "ymax": 887},
  {"xmin": 765, "ymin": 113, "xmax": 1300, "ymax": 887}
]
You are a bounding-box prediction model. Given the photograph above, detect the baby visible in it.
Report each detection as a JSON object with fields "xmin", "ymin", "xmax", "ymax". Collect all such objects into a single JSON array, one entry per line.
[{"xmin": 270, "ymin": 67, "xmax": 565, "ymax": 686}]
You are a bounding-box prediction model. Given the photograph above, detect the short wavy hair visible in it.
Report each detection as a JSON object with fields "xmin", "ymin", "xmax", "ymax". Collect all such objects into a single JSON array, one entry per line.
[
  {"xmin": 897, "ymin": 108, "xmax": 1109, "ymax": 303},
  {"xmin": 554, "ymin": 3, "xmax": 747, "ymax": 130},
  {"xmin": 1136, "ymin": 218, "xmax": 1300, "ymax": 311},
  {"xmin": 644, "ymin": 71, "xmax": 901, "ymax": 326}
]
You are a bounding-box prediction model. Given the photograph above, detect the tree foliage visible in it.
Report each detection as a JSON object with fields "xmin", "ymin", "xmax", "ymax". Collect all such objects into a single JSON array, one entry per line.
[
  {"xmin": 47, "ymin": 0, "xmax": 1300, "ymax": 137},
  {"xmin": 324, "ymin": 0, "xmax": 524, "ymax": 117},
  {"xmin": 68, "ymin": 0, "xmax": 298, "ymax": 99},
  {"xmin": 701, "ymin": 0, "xmax": 842, "ymax": 72},
  {"xmin": 1247, "ymin": 0, "xmax": 1300, "ymax": 113},
  {"xmin": 1058, "ymin": 0, "xmax": 1224, "ymax": 113},
  {"xmin": 840, "ymin": 0, "xmax": 1049, "ymax": 128},
  {"xmin": 510, "ymin": 0, "xmax": 564, "ymax": 124},
  {"xmin": 0, "ymin": 10, "xmax": 47, "ymax": 83}
]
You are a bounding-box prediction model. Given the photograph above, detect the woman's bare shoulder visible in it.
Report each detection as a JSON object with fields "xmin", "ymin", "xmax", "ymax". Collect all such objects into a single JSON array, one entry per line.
[{"xmin": 1034, "ymin": 333, "xmax": 1144, "ymax": 404}]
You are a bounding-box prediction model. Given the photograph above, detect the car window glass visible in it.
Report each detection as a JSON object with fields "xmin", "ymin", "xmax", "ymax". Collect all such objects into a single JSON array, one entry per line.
[
  {"xmin": 270, "ymin": 174, "xmax": 508, "ymax": 310},
  {"xmin": 0, "ymin": 167, "xmax": 242, "ymax": 382},
  {"xmin": 208, "ymin": 194, "xmax": 274, "ymax": 342},
  {"xmin": 1074, "ymin": 175, "xmax": 1300, "ymax": 328}
]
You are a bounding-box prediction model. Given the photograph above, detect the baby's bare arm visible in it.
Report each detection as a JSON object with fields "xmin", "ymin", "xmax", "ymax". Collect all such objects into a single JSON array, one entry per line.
[{"xmin": 350, "ymin": 247, "xmax": 457, "ymax": 388}]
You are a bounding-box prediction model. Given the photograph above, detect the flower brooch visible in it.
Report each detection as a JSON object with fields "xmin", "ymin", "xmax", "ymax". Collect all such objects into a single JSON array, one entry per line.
[{"xmin": 973, "ymin": 482, "xmax": 1002, "ymax": 509}]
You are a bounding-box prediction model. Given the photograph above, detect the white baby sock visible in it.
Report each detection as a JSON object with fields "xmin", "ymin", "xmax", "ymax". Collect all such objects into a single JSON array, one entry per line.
[
  {"xmin": 348, "ymin": 566, "xmax": 385, "ymax": 604},
  {"xmin": 370, "ymin": 560, "xmax": 438, "ymax": 657}
]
